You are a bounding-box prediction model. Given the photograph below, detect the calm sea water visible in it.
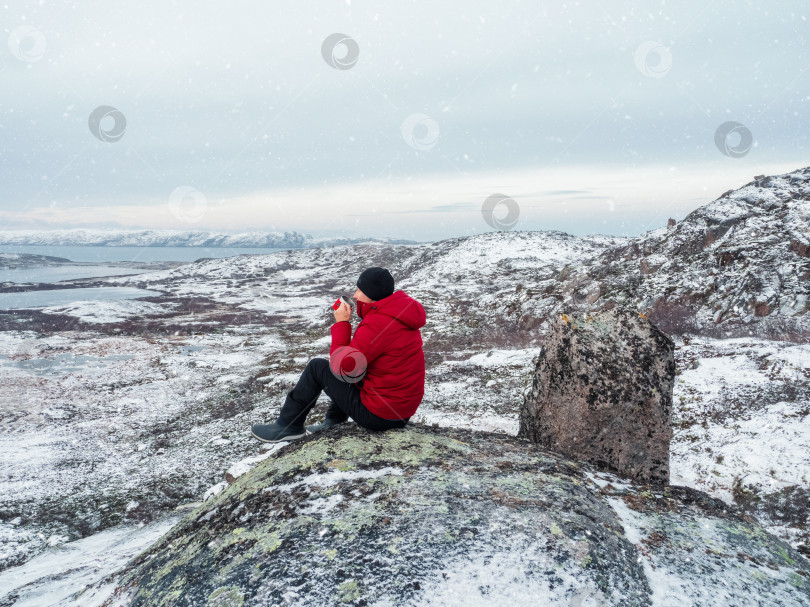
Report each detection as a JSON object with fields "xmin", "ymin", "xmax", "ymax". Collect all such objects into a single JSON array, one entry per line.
[
  {"xmin": 0, "ymin": 287, "xmax": 165, "ymax": 310},
  {"xmin": 0, "ymin": 245, "xmax": 287, "ymax": 311},
  {"xmin": 0, "ymin": 265, "xmax": 144, "ymax": 284},
  {"xmin": 1, "ymin": 245, "xmax": 289, "ymax": 263}
]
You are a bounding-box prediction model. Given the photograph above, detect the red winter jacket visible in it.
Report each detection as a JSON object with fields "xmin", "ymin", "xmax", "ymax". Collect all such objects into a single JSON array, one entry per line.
[{"xmin": 330, "ymin": 290, "xmax": 427, "ymax": 420}]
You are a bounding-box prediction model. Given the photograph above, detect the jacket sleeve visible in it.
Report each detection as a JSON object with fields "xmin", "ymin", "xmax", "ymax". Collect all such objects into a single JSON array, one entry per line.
[
  {"xmin": 345, "ymin": 319, "xmax": 388, "ymax": 365},
  {"xmin": 330, "ymin": 321, "xmax": 352, "ymax": 351},
  {"xmin": 329, "ymin": 319, "xmax": 387, "ymax": 379}
]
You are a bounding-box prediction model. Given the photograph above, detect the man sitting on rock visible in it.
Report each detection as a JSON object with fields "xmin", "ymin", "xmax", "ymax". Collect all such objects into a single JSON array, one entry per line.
[{"xmin": 251, "ymin": 267, "xmax": 427, "ymax": 442}]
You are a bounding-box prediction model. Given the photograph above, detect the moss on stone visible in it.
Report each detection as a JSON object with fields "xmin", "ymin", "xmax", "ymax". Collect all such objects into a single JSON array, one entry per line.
[
  {"xmin": 776, "ymin": 544, "xmax": 795, "ymax": 566},
  {"xmin": 326, "ymin": 459, "xmax": 354, "ymax": 471},
  {"xmin": 111, "ymin": 424, "xmax": 810, "ymax": 607},
  {"xmin": 323, "ymin": 548, "xmax": 337, "ymax": 560},
  {"xmin": 206, "ymin": 586, "xmax": 244, "ymax": 607},
  {"xmin": 338, "ymin": 579, "xmax": 361, "ymax": 603}
]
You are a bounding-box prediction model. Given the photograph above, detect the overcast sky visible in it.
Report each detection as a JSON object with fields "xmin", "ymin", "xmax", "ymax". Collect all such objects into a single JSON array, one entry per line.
[{"xmin": 1, "ymin": 0, "xmax": 807, "ymax": 241}]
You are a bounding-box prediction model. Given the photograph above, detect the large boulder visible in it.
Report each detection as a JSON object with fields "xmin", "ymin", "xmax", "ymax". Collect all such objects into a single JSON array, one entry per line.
[
  {"xmin": 94, "ymin": 424, "xmax": 810, "ymax": 606},
  {"xmin": 518, "ymin": 307, "xmax": 675, "ymax": 484}
]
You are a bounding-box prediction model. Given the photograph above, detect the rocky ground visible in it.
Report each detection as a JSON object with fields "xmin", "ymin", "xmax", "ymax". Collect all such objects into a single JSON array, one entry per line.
[
  {"xmin": 93, "ymin": 424, "xmax": 810, "ymax": 607},
  {"xmin": 0, "ymin": 167, "xmax": 808, "ymax": 605}
]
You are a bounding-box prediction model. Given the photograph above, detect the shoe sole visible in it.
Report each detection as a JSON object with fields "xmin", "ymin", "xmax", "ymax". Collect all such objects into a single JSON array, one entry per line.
[{"xmin": 251, "ymin": 429, "xmax": 307, "ymax": 443}]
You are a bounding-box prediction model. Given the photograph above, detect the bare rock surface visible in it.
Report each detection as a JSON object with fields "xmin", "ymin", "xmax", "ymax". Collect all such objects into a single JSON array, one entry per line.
[
  {"xmin": 90, "ymin": 423, "xmax": 809, "ymax": 607},
  {"xmin": 518, "ymin": 307, "xmax": 675, "ymax": 484}
]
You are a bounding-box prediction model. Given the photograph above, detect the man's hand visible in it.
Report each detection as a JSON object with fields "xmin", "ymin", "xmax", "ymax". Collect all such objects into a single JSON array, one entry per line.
[{"xmin": 334, "ymin": 301, "xmax": 351, "ymax": 323}]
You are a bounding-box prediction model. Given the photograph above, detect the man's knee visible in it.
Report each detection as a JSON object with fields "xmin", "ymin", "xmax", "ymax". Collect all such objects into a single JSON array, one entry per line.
[{"xmin": 305, "ymin": 357, "xmax": 330, "ymax": 382}]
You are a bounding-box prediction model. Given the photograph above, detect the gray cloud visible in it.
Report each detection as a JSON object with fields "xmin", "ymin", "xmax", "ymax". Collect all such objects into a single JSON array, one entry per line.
[{"xmin": 0, "ymin": 0, "xmax": 807, "ymax": 238}]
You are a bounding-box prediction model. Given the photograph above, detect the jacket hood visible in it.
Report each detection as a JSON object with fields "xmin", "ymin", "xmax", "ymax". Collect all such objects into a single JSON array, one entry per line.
[{"xmin": 367, "ymin": 290, "xmax": 426, "ymax": 330}]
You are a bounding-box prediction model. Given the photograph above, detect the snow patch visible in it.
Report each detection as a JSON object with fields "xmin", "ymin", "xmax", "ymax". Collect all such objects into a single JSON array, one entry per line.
[
  {"xmin": 269, "ymin": 467, "xmax": 405, "ymax": 493},
  {"xmin": 0, "ymin": 516, "xmax": 180, "ymax": 607}
]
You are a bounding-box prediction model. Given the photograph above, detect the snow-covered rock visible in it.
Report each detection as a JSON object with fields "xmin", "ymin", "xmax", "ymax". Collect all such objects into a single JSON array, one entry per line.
[
  {"xmin": 96, "ymin": 424, "xmax": 810, "ymax": 607},
  {"xmin": 551, "ymin": 167, "xmax": 810, "ymax": 340}
]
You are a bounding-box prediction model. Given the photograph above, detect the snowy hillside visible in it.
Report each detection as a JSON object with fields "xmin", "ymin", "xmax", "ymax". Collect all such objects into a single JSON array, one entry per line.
[
  {"xmin": 556, "ymin": 167, "xmax": 810, "ymax": 340},
  {"xmin": 0, "ymin": 166, "xmax": 808, "ymax": 604}
]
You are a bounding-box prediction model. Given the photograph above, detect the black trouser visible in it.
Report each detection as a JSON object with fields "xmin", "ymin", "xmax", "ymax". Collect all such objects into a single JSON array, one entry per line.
[{"xmin": 278, "ymin": 358, "xmax": 410, "ymax": 431}]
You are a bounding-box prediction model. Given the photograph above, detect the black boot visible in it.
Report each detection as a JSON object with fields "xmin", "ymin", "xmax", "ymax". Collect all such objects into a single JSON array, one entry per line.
[
  {"xmin": 251, "ymin": 390, "xmax": 311, "ymax": 443},
  {"xmin": 251, "ymin": 420, "xmax": 307, "ymax": 442},
  {"xmin": 307, "ymin": 400, "xmax": 349, "ymax": 434}
]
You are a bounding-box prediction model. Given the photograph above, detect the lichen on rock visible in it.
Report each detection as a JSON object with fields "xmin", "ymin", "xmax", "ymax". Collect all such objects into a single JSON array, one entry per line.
[
  {"xmin": 519, "ymin": 306, "xmax": 675, "ymax": 484},
  {"xmin": 96, "ymin": 423, "xmax": 809, "ymax": 606}
]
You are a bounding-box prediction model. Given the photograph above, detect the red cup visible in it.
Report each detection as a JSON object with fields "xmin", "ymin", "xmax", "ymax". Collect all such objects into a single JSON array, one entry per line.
[{"xmin": 333, "ymin": 296, "xmax": 353, "ymax": 310}]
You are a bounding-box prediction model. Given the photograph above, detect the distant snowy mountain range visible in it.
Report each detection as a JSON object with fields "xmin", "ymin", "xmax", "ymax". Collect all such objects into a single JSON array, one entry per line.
[{"xmin": 0, "ymin": 228, "xmax": 417, "ymax": 248}]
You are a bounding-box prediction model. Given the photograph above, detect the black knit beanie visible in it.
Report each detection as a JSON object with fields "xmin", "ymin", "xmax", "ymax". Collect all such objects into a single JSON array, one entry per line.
[{"xmin": 356, "ymin": 267, "xmax": 395, "ymax": 301}]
